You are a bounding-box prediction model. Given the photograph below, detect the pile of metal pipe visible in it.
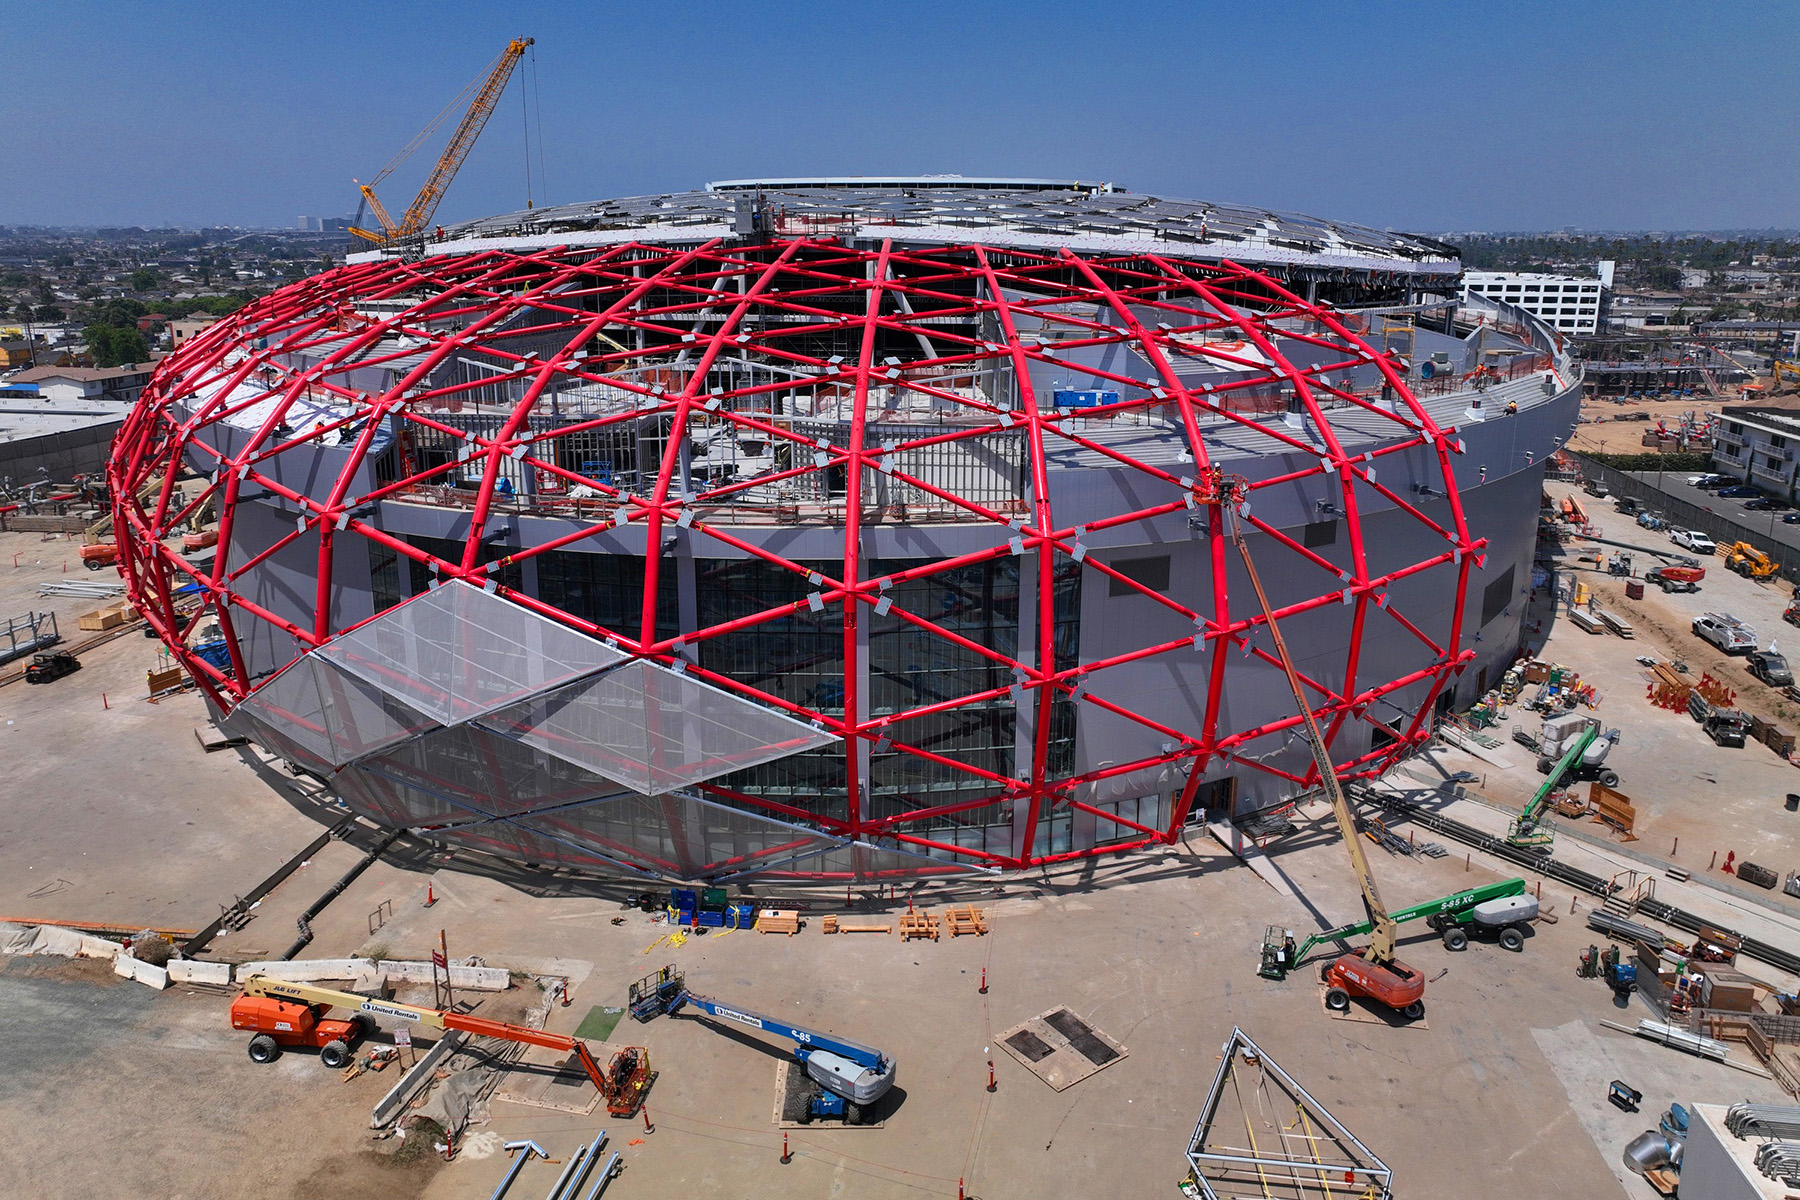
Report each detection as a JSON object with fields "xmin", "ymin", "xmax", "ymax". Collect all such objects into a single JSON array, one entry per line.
[
  {"xmin": 1634, "ymin": 1019, "xmax": 1728, "ymax": 1061},
  {"xmin": 1754, "ymin": 1141, "xmax": 1800, "ymax": 1182},
  {"xmin": 1728, "ymin": 1103, "xmax": 1800, "ymax": 1140}
]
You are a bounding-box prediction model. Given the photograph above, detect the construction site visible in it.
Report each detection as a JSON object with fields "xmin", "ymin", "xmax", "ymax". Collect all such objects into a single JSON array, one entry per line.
[{"xmin": 12, "ymin": 38, "xmax": 1800, "ymax": 1200}]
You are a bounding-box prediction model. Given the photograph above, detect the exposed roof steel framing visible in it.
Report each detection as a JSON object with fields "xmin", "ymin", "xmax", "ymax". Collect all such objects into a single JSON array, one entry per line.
[{"xmin": 112, "ymin": 234, "xmax": 1481, "ymax": 875}]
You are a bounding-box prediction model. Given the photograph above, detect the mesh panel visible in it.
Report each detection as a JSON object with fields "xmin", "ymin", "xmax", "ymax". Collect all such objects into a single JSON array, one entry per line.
[
  {"xmin": 428, "ymin": 819, "xmax": 646, "ymax": 873},
  {"xmin": 234, "ymin": 653, "xmax": 436, "ymax": 768},
  {"xmin": 354, "ymin": 722, "xmax": 626, "ymax": 821},
  {"xmin": 513, "ymin": 791, "xmax": 841, "ymax": 879},
  {"xmin": 221, "ymin": 703, "xmax": 334, "ymax": 773},
  {"xmin": 331, "ymin": 760, "xmax": 454, "ymax": 828},
  {"xmin": 232, "ymin": 656, "xmax": 336, "ymax": 764},
  {"xmin": 318, "ymin": 579, "xmax": 626, "ymax": 724},
  {"xmin": 486, "ymin": 661, "xmax": 837, "ymax": 794},
  {"xmin": 739, "ymin": 838, "xmax": 990, "ymax": 881}
]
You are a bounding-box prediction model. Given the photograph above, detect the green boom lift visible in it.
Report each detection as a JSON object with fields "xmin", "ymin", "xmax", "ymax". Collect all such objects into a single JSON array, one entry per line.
[
  {"xmin": 1507, "ymin": 723, "xmax": 1603, "ymax": 849},
  {"xmin": 1259, "ymin": 877, "xmax": 1530, "ymax": 979}
]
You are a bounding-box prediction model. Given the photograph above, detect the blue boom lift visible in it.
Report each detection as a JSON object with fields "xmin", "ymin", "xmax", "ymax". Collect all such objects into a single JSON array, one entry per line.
[{"xmin": 630, "ymin": 966, "xmax": 896, "ymax": 1124}]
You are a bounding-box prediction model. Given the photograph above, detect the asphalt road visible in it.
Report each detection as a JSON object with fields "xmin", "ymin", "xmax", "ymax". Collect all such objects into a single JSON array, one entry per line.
[{"xmin": 1625, "ymin": 469, "xmax": 1800, "ymax": 561}]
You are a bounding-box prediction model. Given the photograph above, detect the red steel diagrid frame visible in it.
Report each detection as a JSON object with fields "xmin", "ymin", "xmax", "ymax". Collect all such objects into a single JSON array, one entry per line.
[{"xmin": 111, "ymin": 236, "xmax": 1483, "ymax": 877}]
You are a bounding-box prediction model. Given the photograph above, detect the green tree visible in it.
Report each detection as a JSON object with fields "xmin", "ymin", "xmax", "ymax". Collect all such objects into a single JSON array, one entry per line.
[
  {"xmin": 91, "ymin": 298, "xmax": 146, "ymax": 328},
  {"xmin": 128, "ymin": 268, "xmax": 161, "ymax": 293},
  {"xmin": 34, "ymin": 305, "xmax": 63, "ymax": 322},
  {"xmin": 83, "ymin": 323, "xmax": 150, "ymax": 367}
]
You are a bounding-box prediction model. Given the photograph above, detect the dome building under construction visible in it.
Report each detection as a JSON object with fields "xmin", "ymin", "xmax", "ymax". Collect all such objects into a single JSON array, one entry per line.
[{"xmin": 110, "ymin": 177, "xmax": 1579, "ymax": 881}]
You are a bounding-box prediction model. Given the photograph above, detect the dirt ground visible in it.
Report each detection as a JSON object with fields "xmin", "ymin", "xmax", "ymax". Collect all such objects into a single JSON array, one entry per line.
[
  {"xmin": 9, "ymin": 526, "xmax": 1800, "ymax": 1198},
  {"xmin": 1568, "ymin": 392, "xmax": 1730, "ymax": 456},
  {"xmin": 1516, "ymin": 483, "xmax": 1800, "ymax": 875}
]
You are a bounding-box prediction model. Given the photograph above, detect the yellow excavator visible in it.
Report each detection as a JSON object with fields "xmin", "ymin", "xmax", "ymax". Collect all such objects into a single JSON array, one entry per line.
[
  {"xmin": 350, "ymin": 37, "xmax": 534, "ymax": 248},
  {"xmin": 1771, "ymin": 360, "xmax": 1800, "ymax": 393}
]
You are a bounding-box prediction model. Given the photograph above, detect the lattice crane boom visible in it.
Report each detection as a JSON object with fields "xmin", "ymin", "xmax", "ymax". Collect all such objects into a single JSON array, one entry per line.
[
  {"xmin": 1228, "ymin": 500, "xmax": 1398, "ymax": 966},
  {"xmin": 350, "ymin": 37, "xmax": 534, "ymax": 246}
]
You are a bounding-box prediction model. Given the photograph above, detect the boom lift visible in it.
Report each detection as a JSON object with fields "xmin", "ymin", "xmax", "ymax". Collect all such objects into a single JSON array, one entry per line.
[
  {"xmin": 1229, "ymin": 498, "xmax": 1426, "ymax": 1020},
  {"xmin": 1261, "ymin": 877, "xmax": 1533, "ymax": 977},
  {"xmin": 350, "ymin": 37, "xmax": 535, "ymax": 248},
  {"xmin": 1508, "ymin": 720, "xmax": 1613, "ymax": 848},
  {"xmin": 630, "ymin": 966, "xmax": 895, "ymax": 1124},
  {"xmin": 231, "ymin": 974, "xmax": 656, "ymax": 1116}
]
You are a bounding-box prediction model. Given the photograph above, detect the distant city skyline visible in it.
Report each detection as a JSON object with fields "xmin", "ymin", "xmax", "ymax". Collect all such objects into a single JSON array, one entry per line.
[{"xmin": 8, "ymin": 1, "xmax": 1798, "ymax": 233}]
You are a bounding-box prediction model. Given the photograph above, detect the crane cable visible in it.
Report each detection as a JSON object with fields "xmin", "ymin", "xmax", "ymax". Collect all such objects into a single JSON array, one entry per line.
[
  {"xmin": 532, "ymin": 45, "xmax": 548, "ymax": 207},
  {"xmin": 366, "ymin": 51, "xmax": 502, "ymax": 191},
  {"xmin": 520, "ymin": 49, "xmax": 533, "ymax": 209}
]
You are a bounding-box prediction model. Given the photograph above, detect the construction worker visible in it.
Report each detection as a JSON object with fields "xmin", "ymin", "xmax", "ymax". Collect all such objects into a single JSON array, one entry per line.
[{"xmin": 1505, "ymin": 399, "xmax": 1519, "ymax": 415}]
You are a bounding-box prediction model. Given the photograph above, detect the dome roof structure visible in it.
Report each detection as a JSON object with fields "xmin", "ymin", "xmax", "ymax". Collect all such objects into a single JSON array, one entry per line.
[{"xmin": 112, "ymin": 191, "xmax": 1492, "ymax": 881}]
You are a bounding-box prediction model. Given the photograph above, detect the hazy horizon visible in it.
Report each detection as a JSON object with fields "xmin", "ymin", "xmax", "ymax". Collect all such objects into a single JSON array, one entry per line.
[{"xmin": 8, "ymin": 1, "xmax": 1798, "ymax": 233}]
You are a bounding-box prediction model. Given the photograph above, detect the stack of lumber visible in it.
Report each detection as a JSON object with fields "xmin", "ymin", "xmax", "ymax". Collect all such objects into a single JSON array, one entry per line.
[
  {"xmin": 1647, "ymin": 662, "xmax": 1692, "ymax": 711},
  {"xmin": 755, "ymin": 909, "xmax": 801, "ymax": 936}
]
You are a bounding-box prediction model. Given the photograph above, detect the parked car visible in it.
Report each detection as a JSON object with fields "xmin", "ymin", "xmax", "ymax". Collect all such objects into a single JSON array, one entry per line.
[
  {"xmin": 1746, "ymin": 497, "xmax": 1792, "ymax": 511},
  {"xmin": 1748, "ymin": 651, "xmax": 1794, "ymax": 687},
  {"xmin": 1697, "ymin": 477, "xmax": 1733, "ymax": 491},
  {"xmin": 1688, "ymin": 473, "xmax": 1725, "ymax": 487},
  {"xmin": 1670, "ymin": 529, "xmax": 1717, "ymax": 554},
  {"xmin": 1783, "ymin": 512, "xmax": 1800, "ymax": 524},
  {"xmin": 1718, "ymin": 485, "xmax": 1763, "ymax": 498}
]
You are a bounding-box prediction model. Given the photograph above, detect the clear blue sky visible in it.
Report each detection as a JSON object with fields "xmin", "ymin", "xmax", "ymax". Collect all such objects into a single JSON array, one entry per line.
[{"xmin": 8, "ymin": 0, "xmax": 1796, "ymax": 233}]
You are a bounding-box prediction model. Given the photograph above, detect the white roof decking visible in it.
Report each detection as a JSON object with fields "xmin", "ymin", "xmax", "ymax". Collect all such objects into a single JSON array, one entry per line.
[{"xmin": 355, "ymin": 181, "xmax": 1460, "ymax": 279}]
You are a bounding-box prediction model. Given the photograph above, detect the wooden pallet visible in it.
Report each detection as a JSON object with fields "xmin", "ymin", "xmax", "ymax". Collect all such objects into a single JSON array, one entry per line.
[
  {"xmin": 899, "ymin": 912, "xmax": 940, "ymax": 941},
  {"xmin": 944, "ymin": 904, "xmax": 988, "ymax": 937}
]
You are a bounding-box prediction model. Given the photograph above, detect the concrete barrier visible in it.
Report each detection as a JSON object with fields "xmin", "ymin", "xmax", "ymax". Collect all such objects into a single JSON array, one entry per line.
[
  {"xmin": 377, "ymin": 960, "xmax": 510, "ymax": 992},
  {"xmin": 168, "ymin": 959, "xmax": 232, "ymax": 986},
  {"xmin": 234, "ymin": 958, "xmax": 374, "ymax": 982},
  {"xmin": 113, "ymin": 953, "xmax": 170, "ymax": 990},
  {"xmin": 370, "ymin": 1029, "xmax": 466, "ymax": 1129},
  {"xmin": 2, "ymin": 923, "xmax": 121, "ymax": 959}
]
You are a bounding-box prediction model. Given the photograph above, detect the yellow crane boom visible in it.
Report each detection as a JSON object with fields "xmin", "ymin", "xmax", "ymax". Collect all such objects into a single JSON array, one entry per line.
[
  {"xmin": 351, "ymin": 36, "xmax": 534, "ymax": 247},
  {"xmin": 1228, "ymin": 502, "xmax": 1398, "ymax": 965}
]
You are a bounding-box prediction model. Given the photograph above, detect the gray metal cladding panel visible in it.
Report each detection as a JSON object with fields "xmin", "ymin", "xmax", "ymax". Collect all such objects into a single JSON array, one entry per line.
[
  {"xmin": 484, "ymin": 660, "xmax": 838, "ymax": 795},
  {"xmin": 317, "ymin": 578, "xmax": 626, "ymax": 724}
]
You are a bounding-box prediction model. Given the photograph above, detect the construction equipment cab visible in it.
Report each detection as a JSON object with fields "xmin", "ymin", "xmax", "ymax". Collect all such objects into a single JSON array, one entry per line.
[{"xmin": 231, "ymin": 979, "xmax": 375, "ymax": 1067}]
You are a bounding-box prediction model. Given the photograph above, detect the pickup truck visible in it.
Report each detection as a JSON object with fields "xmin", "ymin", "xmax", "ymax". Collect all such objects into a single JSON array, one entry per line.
[
  {"xmin": 1693, "ymin": 612, "xmax": 1757, "ymax": 655},
  {"xmin": 1670, "ymin": 529, "xmax": 1717, "ymax": 554}
]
